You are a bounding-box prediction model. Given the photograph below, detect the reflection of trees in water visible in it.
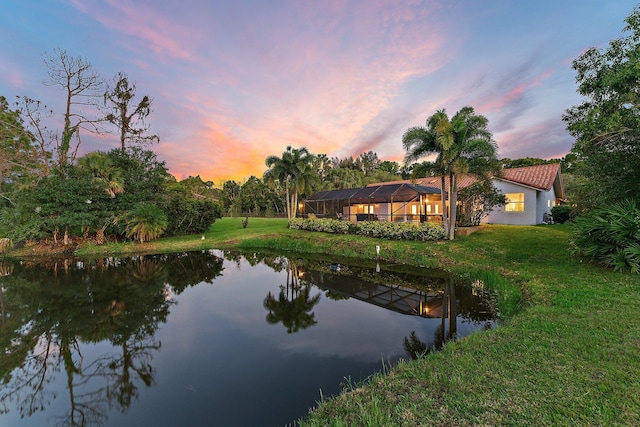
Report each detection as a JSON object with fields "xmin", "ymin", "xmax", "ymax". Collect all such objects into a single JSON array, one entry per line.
[
  {"xmin": 263, "ymin": 260, "xmax": 321, "ymax": 334},
  {"xmin": 222, "ymin": 250, "xmax": 288, "ymax": 272},
  {"xmin": 0, "ymin": 251, "xmax": 224, "ymax": 426}
]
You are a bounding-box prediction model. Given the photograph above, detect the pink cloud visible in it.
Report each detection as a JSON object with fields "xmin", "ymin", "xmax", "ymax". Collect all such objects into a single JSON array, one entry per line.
[
  {"xmin": 70, "ymin": 0, "xmax": 194, "ymax": 61},
  {"xmin": 479, "ymin": 67, "xmax": 555, "ymax": 113},
  {"xmin": 495, "ymin": 117, "xmax": 572, "ymax": 160},
  {"xmin": 2, "ymin": 66, "xmax": 23, "ymax": 88},
  {"xmin": 70, "ymin": 1, "xmax": 466, "ymax": 181}
]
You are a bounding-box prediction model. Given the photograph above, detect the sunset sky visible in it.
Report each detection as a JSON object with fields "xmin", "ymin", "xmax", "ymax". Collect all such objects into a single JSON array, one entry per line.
[{"xmin": 0, "ymin": 1, "xmax": 634, "ymax": 183}]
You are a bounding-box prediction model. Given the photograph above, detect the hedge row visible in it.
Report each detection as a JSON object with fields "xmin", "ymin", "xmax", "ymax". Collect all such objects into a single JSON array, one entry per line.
[{"xmin": 288, "ymin": 218, "xmax": 446, "ymax": 241}]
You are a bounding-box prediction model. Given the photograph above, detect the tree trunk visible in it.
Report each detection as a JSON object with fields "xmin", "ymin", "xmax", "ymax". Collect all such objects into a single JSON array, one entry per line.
[
  {"xmin": 440, "ymin": 175, "xmax": 449, "ymax": 236},
  {"xmin": 448, "ymin": 172, "xmax": 458, "ymax": 240},
  {"xmin": 284, "ymin": 180, "xmax": 291, "ymax": 220},
  {"xmin": 292, "ymin": 191, "xmax": 298, "ymax": 219},
  {"xmin": 96, "ymin": 228, "xmax": 105, "ymax": 245}
]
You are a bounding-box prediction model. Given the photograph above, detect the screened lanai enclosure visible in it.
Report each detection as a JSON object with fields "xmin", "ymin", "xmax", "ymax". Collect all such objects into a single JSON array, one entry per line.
[{"xmin": 303, "ymin": 183, "xmax": 444, "ymax": 223}]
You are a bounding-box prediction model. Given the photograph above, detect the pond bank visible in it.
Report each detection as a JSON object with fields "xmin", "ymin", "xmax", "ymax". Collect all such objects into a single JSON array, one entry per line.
[{"xmin": 5, "ymin": 218, "xmax": 640, "ymax": 425}]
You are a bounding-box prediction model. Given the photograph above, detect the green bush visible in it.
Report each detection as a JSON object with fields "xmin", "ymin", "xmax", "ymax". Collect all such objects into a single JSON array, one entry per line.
[
  {"xmin": 570, "ymin": 199, "xmax": 640, "ymax": 272},
  {"xmin": 125, "ymin": 203, "xmax": 169, "ymax": 243},
  {"xmin": 288, "ymin": 218, "xmax": 351, "ymax": 234},
  {"xmin": 288, "ymin": 218, "xmax": 446, "ymax": 241},
  {"xmin": 551, "ymin": 205, "xmax": 573, "ymax": 224},
  {"xmin": 163, "ymin": 195, "xmax": 222, "ymax": 236}
]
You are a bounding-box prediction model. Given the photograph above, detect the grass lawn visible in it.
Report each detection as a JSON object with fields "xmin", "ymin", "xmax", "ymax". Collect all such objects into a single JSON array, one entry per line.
[{"xmin": 9, "ymin": 217, "xmax": 640, "ymax": 425}]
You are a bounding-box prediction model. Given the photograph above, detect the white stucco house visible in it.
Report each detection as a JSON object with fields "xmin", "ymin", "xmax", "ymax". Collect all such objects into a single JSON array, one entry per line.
[
  {"xmin": 483, "ymin": 163, "xmax": 565, "ymax": 225},
  {"xmin": 404, "ymin": 163, "xmax": 566, "ymax": 226},
  {"xmin": 303, "ymin": 164, "xmax": 566, "ymax": 226}
]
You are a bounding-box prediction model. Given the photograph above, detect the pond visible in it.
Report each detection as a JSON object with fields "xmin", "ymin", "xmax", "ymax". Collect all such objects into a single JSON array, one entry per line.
[{"xmin": 0, "ymin": 250, "xmax": 498, "ymax": 426}]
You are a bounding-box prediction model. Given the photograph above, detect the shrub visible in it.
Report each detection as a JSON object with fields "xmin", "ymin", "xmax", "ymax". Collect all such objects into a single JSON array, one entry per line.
[
  {"xmin": 288, "ymin": 218, "xmax": 351, "ymax": 234},
  {"xmin": 570, "ymin": 199, "xmax": 640, "ymax": 272},
  {"xmin": 163, "ymin": 195, "xmax": 223, "ymax": 236},
  {"xmin": 551, "ymin": 205, "xmax": 573, "ymax": 224},
  {"xmin": 353, "ymin": 221, "xmax": 446, "ymax": 241},
  {"xmin": 288, "ymin": 218, "xmax": 446, "ymax": 241},
  {"xmin": 125, "ymin": 203, "xmax": 168, "ymax": 243},
  {"xmin": 457, "ymin": 181, "xmax": 506, "ymax": 227}
]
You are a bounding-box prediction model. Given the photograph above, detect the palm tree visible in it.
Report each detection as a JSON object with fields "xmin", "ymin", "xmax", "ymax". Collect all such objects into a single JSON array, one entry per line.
[
  {"xmin": 77, "ymin": 152, "xmax": 124, "ymax": 198},
  {"xmin": 124, "ymin": 203, "xmax": 168, "ymax": 243},
  {"xmin": 264, "ymin": 146, "xmax": 316, "ymax": 219},
  {"xmin": 403, "ymin": 107, "xmax": 501, "ymax": 239},
  {"xmin": 403, "ymin": 109, "xmax": 451, "ymax": 235}
]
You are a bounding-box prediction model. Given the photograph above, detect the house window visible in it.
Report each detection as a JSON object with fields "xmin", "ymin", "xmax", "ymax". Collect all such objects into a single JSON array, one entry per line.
[
  {"xmin": 411, "ymin": 205, "xmax": 417, "ymax": 215},
  {"xmin": 505, "ymin": 193, "xmax": 525, "ymax": 212}
]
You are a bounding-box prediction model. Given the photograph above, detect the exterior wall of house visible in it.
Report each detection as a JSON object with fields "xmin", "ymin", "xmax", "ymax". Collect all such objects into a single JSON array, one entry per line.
[
  {"xmin": 483, "ymin": 181, "xmax": 538, "ymax": 225},
  {"xmin": 536, "ymin": 187, "xmax": 557, "ymax": 224}
]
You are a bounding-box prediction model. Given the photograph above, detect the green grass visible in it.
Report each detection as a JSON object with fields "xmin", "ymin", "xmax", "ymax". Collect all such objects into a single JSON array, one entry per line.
[
  {"xmin": 298, "ymin": 224, "xmax": 640, "ymax": 426},
  {"xmin": 8, "ymin": 218, "xmax": 640, "ymax": 425}
]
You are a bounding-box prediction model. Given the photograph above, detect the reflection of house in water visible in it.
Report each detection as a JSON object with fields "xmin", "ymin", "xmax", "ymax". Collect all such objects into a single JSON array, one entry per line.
[{"xmin": 300, "ymin": 266, "xmax": 495, "ymax": 323}]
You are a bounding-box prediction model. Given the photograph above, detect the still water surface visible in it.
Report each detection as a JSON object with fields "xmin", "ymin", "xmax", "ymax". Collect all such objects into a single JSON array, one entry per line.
[{"xmin": 0, "ymin": 251, "xmax": 497, "ymax": 426}]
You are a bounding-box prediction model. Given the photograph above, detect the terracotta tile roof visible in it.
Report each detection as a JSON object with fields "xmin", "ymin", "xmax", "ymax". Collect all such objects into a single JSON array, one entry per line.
[
  {"xmin": 368, "ymin": 163, "xmax": 562, "ymax": 193},
  {"xmin": 499, "ymin": 163, "xmax": 560, "ymax": 191},
  {"xmin": 413, "ymin": 175, "xmax": 479, "ymax": 192}
]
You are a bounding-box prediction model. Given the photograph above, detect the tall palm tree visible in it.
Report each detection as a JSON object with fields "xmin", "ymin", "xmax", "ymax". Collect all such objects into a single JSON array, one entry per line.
[
  {"xmin": 403, "ymin": 109, "xmax": 451, "ymax": 235},
  {"xmin": 264, "ymin": 146, "xmax": 316, "ymax": 219},
  {"xmin": 403, "ymin": 107, "xmax": 501, "ymax": 239}
]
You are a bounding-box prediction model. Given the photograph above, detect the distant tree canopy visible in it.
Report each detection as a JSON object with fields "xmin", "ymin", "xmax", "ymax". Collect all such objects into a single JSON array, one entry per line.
[
  {"xmin": 501, "ymin": 157, "xmax": 558, "ymax": 169},
  {"xmin": 563, "ymin": 5, "xmax": 640, "ymax": 211}
]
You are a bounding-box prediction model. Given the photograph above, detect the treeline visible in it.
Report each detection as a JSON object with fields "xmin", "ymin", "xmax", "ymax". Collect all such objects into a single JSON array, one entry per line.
[{"xmin": 218, "ymin": 150, "xmax": 406, "ymax": 218}]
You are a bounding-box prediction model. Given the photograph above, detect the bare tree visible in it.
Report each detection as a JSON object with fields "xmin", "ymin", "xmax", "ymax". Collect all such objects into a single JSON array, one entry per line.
[
  {"xmin": 104, "ymin": 71, "xmax": 159, "ymax": 152},
  {"xmin": 43, "ymin": 48, "xmax": 104, "ymax": 166},
  {"xmin": 14, "ymin": 96, "xmax": 55, "ymax": 179}
]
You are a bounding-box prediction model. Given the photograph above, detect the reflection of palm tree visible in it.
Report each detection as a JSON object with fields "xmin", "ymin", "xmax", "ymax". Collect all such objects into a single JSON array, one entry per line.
[
  {"xmin": 263, "ymin": 260, "xmax": 321, "ymax": 333},
  {"xmin": 263, "ymin": 287, "xmax": 321, "ymax": 333},
  {"xmin": 444, "ymin": 278, "xmax": 457, "ymax": 341}
]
